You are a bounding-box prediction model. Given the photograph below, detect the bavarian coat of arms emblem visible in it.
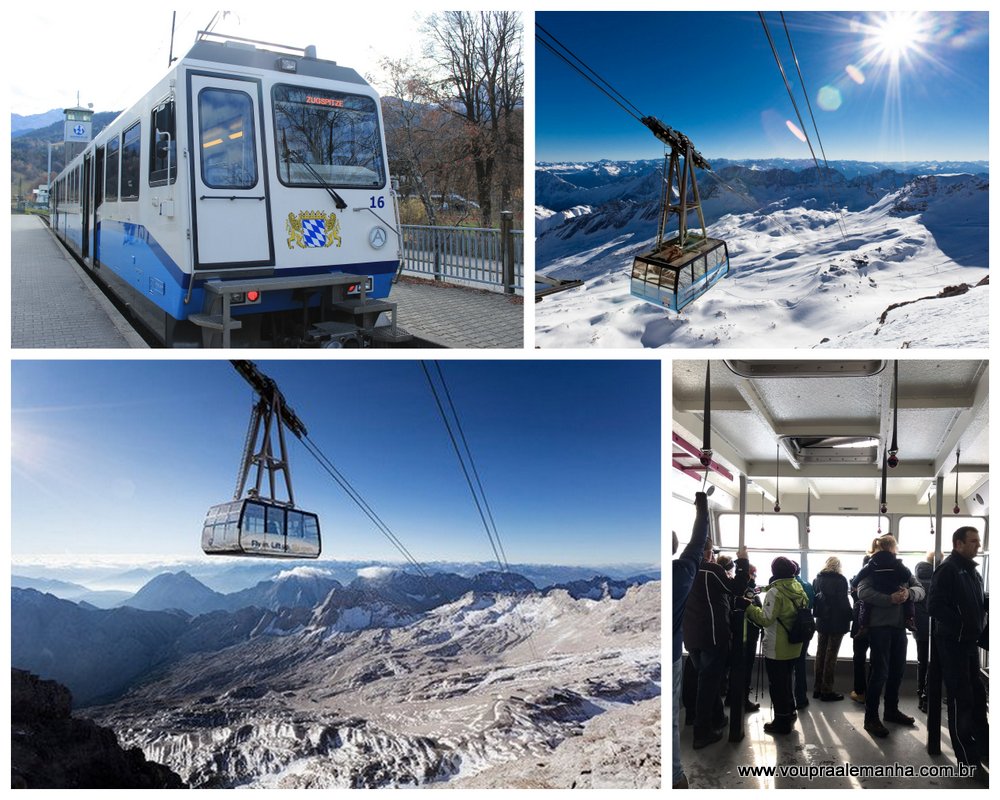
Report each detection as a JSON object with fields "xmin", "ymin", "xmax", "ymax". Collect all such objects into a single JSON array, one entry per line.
[{"xmin": 286, "ymin": 210, "xmax": 343, "ymax": 249}]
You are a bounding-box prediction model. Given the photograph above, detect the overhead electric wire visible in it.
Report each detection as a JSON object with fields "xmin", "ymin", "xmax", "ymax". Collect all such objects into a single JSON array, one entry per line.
[
  {"xmin": 421, "ymin": 362, "xmax": 509, "ymax": 573},
  {"xmin": 759, "ymin": 12, "xmax": 849, "ymax": 243}
]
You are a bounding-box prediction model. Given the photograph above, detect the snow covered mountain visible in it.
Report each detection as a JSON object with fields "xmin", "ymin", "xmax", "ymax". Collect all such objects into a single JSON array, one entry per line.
[
  {"xmin": 88, "ymin": 582, "xmax": 660, "ymax": 788},
  {"xmin": 535, "ymin": 160, "xmax": 988, "ymax": 349},
  {"xmin": 12, "ymin": 568, "xmax": 660, "ymax": 787}
]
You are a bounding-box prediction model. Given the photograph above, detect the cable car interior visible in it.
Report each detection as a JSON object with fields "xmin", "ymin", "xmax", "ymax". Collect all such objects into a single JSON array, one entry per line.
[
  {"xmin": 672, "ymin": 359, "xmax": 989, "ymax": 789},
  {"xmin": 202, "ymin": 361, "xmax": 321, "ymax": 559}
]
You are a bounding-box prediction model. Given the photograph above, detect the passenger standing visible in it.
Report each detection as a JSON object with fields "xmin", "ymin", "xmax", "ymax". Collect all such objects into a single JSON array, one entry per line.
[
  {"xmin": 913, "ymin": 552, "xmax": 936, "ymax": 713},
  {"xmin": 791, "ymin": 562, "xmax": 814, "ymax": 709},
  {"xmin": 682, "ymin": 527, "xmax": 748, "ymax": 750},
  {"xmin": 849, "ymin": 538, "xmax": 880, "ymax": 704},
  {"xmin": 928, "ymin": 527, "xmax": 988, "ymax": 776},
  {"xmin": 811, "ymin": 556, "xmax": 852, "ymax": 701},
  {"xmin": 857, "ymin": 535, "xmax": 925, "ymax": 738},
  {"xmin": 744, "ymin": 557, "xmax": 807, "ymax": 735},
  {"xmin": 672, "ymin": 492, "xmax": 711, "ymax": 788}
]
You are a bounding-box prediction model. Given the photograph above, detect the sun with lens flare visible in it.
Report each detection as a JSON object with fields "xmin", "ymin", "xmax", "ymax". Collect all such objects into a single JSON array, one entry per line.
[{"xmin": 866, "ymin": 11, "xmax": 928, "ymax": 67}]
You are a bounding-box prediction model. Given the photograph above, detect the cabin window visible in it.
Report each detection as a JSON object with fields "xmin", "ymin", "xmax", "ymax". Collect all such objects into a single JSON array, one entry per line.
[
  {"xmin": 265, "ymin": 505, "xmax": 285, "ymax": 537},
  {"xmin": 105, "ymin": 137, "xmax": 120, "ymax": 201},
  {"xmin": 121, "ymin": 122, "xmax": 141, "ymax": 201},
  {"xmin": 243, "ymin": 502, "xmax": 265, "ymax": 534},
  {"xmin": 149, "ymin": 99, "xmax": 177, "ymax": 186},
  {"xmin": 287, "ymin": 510, "xmax": 304, "ymax": 539},
  {"xmin": 272, "ymin": 84, "xmax": 385, "ymax": 188},
  {"xmin": 198, "ymin": 88, "xmax": 258, "ymax": 189},
  {"xmin": 706, "ymin": 245, "xmax": 726, "ymax": 273}
]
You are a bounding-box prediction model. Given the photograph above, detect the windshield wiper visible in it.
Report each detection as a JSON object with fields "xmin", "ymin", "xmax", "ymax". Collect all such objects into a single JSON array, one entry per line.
[{"xmin": 284, "ymin": 147, "xmax": 347, "ymax": 210}]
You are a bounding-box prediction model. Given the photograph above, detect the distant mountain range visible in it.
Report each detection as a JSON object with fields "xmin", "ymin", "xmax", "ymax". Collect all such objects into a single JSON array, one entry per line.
[
  {"xmin": 11, "ymin": 558, "xmax": 660, "ymax": 597},
  {"xmin": 11, "ymin": 109, "xmax": 66, "ymax": 135},
  {"xmin": 11, "ymin": 567, "xmax": 660, "ymax": 788},
  {"xmin": 11, "ymin": 568, "xmax": 656, "ymax": 706}
]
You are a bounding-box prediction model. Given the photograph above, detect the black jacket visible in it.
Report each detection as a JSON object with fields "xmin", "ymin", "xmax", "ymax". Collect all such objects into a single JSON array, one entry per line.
[
  {"xmin": 673, "ymin": 492, "xmax": 711, "ymax": 662},
  {"xmin": 682, "ymin": 556, "xmax": 749, "ymax": 652},
  {"xmin": 929, "ymin": 551, "xmax": 985, "ymax": 643},
  {"xmin": 812, "ymin": 570, "xmax": 852, "ymax": 635},
  {"xmin": 914, "ymin": 559, "xmax": 934, "ymax": 639}
]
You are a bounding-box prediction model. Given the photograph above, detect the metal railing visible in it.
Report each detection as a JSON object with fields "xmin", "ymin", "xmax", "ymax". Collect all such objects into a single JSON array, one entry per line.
[{"xmin": 400, "ymin": 211, "xmax": 523, "ymax": 293}]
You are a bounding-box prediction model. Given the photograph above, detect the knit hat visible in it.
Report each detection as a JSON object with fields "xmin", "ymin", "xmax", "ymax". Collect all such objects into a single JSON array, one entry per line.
[{"xmin": 771, "ymin": 556, "xmax": 796, "ymax": 579}]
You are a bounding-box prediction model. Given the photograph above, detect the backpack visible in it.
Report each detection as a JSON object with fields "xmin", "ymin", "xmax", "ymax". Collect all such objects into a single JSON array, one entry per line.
[{"xmin": 779, "ymin": 599, "xmax": 816, "ymax": 644}]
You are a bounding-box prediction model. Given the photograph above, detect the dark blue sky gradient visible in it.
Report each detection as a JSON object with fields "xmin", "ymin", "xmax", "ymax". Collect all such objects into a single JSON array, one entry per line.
[
  {"xmin": 536, "ymin": 11, "xmax": 988, "ymax": 162},
  {"xmin": 12, "ymin": 360, "xmax": 661, "ymax": 566}
]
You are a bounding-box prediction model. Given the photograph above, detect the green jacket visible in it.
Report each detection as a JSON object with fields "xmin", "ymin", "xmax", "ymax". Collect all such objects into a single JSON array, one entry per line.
[{"xmin": 745, "ymin": 577, "xmax": 808, "ymax": 660}]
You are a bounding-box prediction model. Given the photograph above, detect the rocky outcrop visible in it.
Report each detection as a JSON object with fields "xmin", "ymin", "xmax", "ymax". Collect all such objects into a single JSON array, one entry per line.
[{"xmin": 11, "ymin": 669, "xmax": 185, "ymax": 789}]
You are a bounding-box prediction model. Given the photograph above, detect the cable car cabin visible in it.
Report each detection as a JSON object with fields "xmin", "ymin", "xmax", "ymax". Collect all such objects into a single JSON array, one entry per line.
[
  {"xmin": 201, "ymin": 499, "xmax": 321, "ymax": 558},
  {"xmin": 631, "ymin": 236, "xmax": 729, "ymax": 311}
]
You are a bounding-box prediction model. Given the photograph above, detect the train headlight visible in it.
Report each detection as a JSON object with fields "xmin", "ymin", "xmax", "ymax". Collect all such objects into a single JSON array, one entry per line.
[
  {"xmin": 276, "ymin": 57, "xmax": 297, "ymax": 73},
  {"xmin": 369, "ymin": 226, "xmax": 388, "ymax": 249}
]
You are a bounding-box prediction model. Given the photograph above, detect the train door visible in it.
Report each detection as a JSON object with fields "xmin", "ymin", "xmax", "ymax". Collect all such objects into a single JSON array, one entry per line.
[
  {"xmin": 188, "ymin": 73, "xmax": 274, "ymax": 269},
  {"xmin": 93, "ymin": 146, "xmax": 104, "ymax": 266},
  {"xmin": 81, "ymin": 154, "xmax": 92, "ymax": 260}
]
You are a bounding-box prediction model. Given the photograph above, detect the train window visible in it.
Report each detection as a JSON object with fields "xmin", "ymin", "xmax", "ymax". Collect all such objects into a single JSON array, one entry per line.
[
  {"xmin": 273, "ymin": 84, "xmax": 386, "ymax": 189},
  {"xmin": 199, "ymin": 88, "xmax": 258, "ymax": 189},
  {"xmin": 121, "ymin": 122, "xmax": 141, "ymax": 201},
  {"xmin": 95, "ymin": 146, "xmax": 104, "ymax": 208},
  {"xmin": 149, "ymin": 100, "xmax": 177, "ymax": 186},
  {"xmin": 105, "ymin": 136, "xmax": 120, "ymax": 202}
]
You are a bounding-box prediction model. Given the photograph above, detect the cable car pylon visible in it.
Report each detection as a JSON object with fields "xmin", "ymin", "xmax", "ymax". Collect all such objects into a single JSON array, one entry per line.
[
  {"xmin": 202, "ymin": 360, "xmax": 321, "ymax": 559},
  {"xmin": 629, "ymin": 117, "xmax": 730, "ymax": 311}
]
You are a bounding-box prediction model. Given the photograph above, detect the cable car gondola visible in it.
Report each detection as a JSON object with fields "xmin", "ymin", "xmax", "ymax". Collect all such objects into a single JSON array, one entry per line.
[
  {"xmin": 202, "ymin": 497, "xmax": 320, "ymax": 558},
  {"xmin": 202, "ymin": 361, "xmax": 322, "ymax": 559},
  {"xmin": 630, "ymin": 117, "xmax": 730, "ymax": 311}
]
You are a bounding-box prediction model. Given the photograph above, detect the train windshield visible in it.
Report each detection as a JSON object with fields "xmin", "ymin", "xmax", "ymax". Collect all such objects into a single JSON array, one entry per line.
[{"xmin": 273, "ymin": 84, "xmax": 386, "ymax": 189}]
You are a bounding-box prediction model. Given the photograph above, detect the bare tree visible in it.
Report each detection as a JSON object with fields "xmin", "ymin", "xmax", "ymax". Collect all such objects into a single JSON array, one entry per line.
[{"xmin": 424, "ymin": 11, "xmax": 523, "ymax": 228}]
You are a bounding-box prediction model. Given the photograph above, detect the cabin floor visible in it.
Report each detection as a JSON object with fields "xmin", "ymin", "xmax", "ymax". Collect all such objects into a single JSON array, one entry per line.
[{"xmin": 678, "ymin": 658, "xmax": 988, "ymax": 789}]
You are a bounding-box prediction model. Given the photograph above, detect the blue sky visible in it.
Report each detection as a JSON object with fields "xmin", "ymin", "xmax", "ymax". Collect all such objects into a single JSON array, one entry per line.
[
  {"xmin": 11, "ymin": 360, "xmax": 661, "ymax": 567},
  {"xmin": 536, "ymin": 11, "xmax": 988, "ymax": 163}
]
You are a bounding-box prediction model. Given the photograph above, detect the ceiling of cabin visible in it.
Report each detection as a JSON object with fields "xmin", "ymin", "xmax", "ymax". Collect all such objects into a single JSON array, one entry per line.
[{"xmin": 672, "ymin": 360, "xmax": 989, "ymax": 508}]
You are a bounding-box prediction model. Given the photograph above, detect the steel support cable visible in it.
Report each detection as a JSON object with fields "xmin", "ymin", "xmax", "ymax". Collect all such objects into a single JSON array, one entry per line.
[
  {"xmin": 299, "ymin": 434, "xmax": 428, "ymax": 577},
  {"xmin": 536, "ymin": 24, "xmax": 646, "ymax": 122},
  {"xmin": 420, "ymin": 362, "xmax": 507, "ymax": 572},
  {"xmin": 780, "ymin": 12, "xmax": 850, "ymax": 241},
  {"xmin": 759, "ymin": 12, "xmax": 849, "ymax": 243},
  {"xmin": 432, "ymin": 362, "xmax": 510, "ymax": 571}
]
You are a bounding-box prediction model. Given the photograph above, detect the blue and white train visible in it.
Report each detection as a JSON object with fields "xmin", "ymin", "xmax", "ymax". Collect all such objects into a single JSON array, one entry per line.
[{"xmin": 49, "ymin": 32, "xmax": 403, "ymax": 347}]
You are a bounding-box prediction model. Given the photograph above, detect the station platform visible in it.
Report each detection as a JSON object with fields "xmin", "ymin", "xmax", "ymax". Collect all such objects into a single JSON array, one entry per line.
[
  {"xmin": 10, "ymin": 215, "xmax": 147, "ymax": 349},
  {"xmin": 391, "ymin": 277, "xmax": 524, "ymax": 348},
  {"xmin": 9, "ymin": 215, "xmax": 523, "ymax": 349}
]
